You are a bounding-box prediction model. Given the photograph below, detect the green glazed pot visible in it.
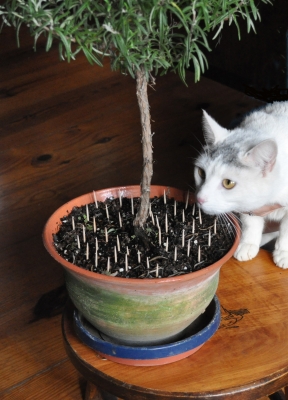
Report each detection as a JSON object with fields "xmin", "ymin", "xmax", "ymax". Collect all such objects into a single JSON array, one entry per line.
[{"xmin": 43, "ymin": 186, "xmax": 240, "ymax": 346}]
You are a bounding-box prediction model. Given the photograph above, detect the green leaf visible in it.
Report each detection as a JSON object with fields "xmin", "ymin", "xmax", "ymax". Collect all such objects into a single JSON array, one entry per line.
[{"xmin": 0, "ymin": 0, "xmax": 273, "ymax": 84}]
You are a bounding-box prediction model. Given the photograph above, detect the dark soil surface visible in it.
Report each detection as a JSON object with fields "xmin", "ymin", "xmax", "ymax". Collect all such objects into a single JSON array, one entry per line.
[{"xmin": 53, "ymin": 196, "xmax": 235, "ymax": 278}]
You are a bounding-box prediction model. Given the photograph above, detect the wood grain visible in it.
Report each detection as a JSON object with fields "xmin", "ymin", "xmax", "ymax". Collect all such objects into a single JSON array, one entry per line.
[{"xmin": 0, "ymin": 23, "xmax": 277, "ymax": 399}]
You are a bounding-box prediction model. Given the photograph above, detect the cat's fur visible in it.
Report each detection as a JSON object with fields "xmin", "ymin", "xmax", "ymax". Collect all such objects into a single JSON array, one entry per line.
[{"xmin": 194, "ymin": 102, "xmax": 288, "ymax": 269}]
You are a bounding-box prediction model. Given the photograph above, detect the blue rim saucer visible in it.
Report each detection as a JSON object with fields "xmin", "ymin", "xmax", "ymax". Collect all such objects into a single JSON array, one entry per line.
[{"xmin": 73, "ymin": 295, "xmax": 220, "ymax": 366}]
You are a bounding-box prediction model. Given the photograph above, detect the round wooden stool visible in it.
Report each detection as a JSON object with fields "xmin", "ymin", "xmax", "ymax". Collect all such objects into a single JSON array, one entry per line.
[{"xmin": 62, "ymin": 250, "xmax": 288, "ymax": 400}]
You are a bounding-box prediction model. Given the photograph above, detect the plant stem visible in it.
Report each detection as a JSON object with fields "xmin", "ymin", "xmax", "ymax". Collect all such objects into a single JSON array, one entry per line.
[{"xmin": 133, "ymin": 66, "xmax": 153, "ymax": 230}]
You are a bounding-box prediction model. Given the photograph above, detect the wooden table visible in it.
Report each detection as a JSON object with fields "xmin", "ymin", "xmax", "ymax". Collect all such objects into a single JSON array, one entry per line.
[{"xmin": 62, "ymin": 250, "xmax": 288, "ymax": 400}]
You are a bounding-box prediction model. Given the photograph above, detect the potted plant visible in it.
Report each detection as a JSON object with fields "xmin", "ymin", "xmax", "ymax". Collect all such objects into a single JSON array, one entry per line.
[
  {"xmin": 44, "ymin": 185, "xmax": 240, "ymax": 348},
  {"xmin": 1, "ymin": 1, "xmax": 269, "ymax": 355}
]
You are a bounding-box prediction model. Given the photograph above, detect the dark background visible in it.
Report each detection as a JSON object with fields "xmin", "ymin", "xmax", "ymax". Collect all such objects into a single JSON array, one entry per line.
[{"xmin": 201, "ymin": 0, "xmax": 288, "ymax": 93}]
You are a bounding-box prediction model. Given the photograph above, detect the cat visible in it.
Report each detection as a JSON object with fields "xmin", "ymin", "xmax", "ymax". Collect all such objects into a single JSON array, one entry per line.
[{"xmin": 194, "ymin": 101, "xmax": 288, "ymax": 269}]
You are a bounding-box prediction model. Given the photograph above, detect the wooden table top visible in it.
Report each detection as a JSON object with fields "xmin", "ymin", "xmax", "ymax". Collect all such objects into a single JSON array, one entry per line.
[{"xmin": 63, "ymin": 249, "xmax": 288, "ymax": 399}]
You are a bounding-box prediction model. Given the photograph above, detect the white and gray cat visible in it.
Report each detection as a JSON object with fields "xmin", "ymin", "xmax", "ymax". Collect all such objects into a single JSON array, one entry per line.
[{"xmin": 194, "ymin": 101, "xmax": 288, "ymax": 269}]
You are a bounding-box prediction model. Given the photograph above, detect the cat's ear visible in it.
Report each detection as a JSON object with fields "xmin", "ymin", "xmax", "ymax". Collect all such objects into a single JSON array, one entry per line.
[
  {"xmin": 202, "ymin": 110, "xmax": 229, "ymax": 145},
  {"xmin": 242, "ymin": 140, "xmax": 277, "ymax": 176}
]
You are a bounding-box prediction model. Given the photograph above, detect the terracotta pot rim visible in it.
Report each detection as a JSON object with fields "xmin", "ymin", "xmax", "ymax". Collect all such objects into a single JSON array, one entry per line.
[{"xmin": 43, "ymin": 185, "xmax": 240, "ymax": 285}]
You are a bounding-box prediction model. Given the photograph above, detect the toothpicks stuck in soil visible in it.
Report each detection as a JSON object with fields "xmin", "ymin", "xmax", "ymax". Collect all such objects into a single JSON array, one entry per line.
[
  {"xmin": 118, "ymin": 190, "xmax": 122, "ymax": 208},
  {"xmin": 185, "ymin": 190, "xmax": 189, "ymax": 210},
  {"xmin": 105, "ymin": 204, "xmax": 109, "ymax": 220},
  {"xmin": 199, "ymin": 208, "xmax": 202, "ymax": 225},
  {"xmin": 53, "ymin": 192, "xmax": 235, "ymax": 279},
  {"xmin": 93, "ymin": 191, "xmax": 98, "ymax": 209}
]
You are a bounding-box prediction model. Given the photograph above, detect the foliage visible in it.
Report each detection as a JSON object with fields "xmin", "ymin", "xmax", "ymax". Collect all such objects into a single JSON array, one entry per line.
[{"xmin": 0, "ymin": 0, "xmax": 271, "ymax": 83}]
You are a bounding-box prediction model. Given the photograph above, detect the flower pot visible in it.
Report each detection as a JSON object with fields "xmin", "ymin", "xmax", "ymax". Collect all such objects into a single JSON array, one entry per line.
[{"xmin": 43, "ymin": 185, "xmax": 240, "ymax": 346}]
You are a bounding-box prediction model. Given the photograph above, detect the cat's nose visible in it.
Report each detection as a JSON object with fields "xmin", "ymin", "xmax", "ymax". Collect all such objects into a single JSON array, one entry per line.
[{"xmin": 197, "ymin": 197, "xmax": 206, "ymax": 205}]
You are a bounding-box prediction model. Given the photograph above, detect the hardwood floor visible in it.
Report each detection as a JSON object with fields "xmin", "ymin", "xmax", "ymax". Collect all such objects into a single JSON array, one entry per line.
[{"xmin": 0, "ymin": 25, "xmax": 271, "ymax": 399}]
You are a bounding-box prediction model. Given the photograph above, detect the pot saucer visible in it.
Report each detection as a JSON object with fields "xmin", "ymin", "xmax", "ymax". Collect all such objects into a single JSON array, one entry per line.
[{"xmin": 73, "ymin": 295, "xmax": 221, "ymax": 366}]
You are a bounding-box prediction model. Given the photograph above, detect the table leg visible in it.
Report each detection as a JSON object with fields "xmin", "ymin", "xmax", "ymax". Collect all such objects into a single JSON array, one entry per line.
[{"xmin": 85, "ymin": 380, "xmax": 124, "ymax": 400}]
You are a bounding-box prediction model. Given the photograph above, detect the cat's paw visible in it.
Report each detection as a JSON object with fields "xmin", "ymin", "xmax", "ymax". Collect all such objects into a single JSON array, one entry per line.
[
  {"xmin": 273, "ymin": 249, "xmax": 288, "ymax": 269},
  {"xmin": 234, "ymin": 243, "xmax": 259, "ymax": 261}
]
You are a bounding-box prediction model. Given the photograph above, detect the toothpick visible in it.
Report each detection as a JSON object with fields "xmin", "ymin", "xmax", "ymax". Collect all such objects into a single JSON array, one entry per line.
[
  {"xmin": 93, "ymin": 216, "xmax": 96, "ymax": 233},
  {"xmin": 158, "ymin": 226, "xmax": 162, "ymax": 245},
  {"xmin": 156, "ymin": 215, "xmax": 160, "ymax": 229},
  {"xmin": 182, "ymin": 229, "xmax": 185, "ymax": 248},
  {"xmin": 125, "ymin": 254, "xmax": 128, "ymax": 271},
  {"xmin": 105, "ymin": 204, "xmax": 109, "ymax": 220},
  {"xmin": 137, "ymin": 250, "xmax": 141, "ymax": 263},
  {"xmin": 118, "ymin": 190, "xmax": 122, "ymax": 207},
  {"xmin": 214, "ymin": 218, "xmax": 217, "ymax": 234},
  {"xmin": 192, "ymin": 203, "xmax": 195, "ymax": 216},
  {"xmin": 116, "ymin": 235, "xmax": 120, "ymax": 252},
  {"xmin": 93, "ymin": 191, "xmax": 98, "ymax": 208},
  {"xmin": 114, "ymin": 246, "xmax": 117, "ymax": 263},
  {"xmin": 86, "ymin": 243, "xmax": 89, "ymax": 260},
  {"xmin": 198, "ymin": 245, "xmax": 201, "ymax": 262},
  {"xmin": 198, "ymin": 208, "xmax": 202, "ymax": 225},
  {"xmin": 174, "ymin": 246, "xmax": 177, "ymax": 262},
  {"xmin": 187, "ymin": 239, "xmax": 191, "ymax": 257},
  {"xmin": 192, "ymin": 218, "xmax": 195, "ymax": 234},
  {"xmin": 72, "ymin": 216, "xmax": 75, "ymax": 230},
  {"xmin": 146, "ymin": 257, "xmax": 150, "ymax": 269},
  {"xmin": 86, "ymin": 204, "xmax": 90, "ymax": 221},
  {"xmin": 165, "ymin": 238, "xmax": 169, "ymax": 252},
  {"xmin": 165, "ymin": 213, "xmax": 168, "ymax": 233},
  {"xmin": 208, "ymin": 229, "xmax": 211, "ymax": 247},
  {"xmin": 105, "ymin": 227, "xmax": 108, "ymax": 243},
  {"xmin": 150, "ymin": 211, "xmax": 155, "ymax": 225},
  {"xmin": 107, "ymin": 257, "xmax": 110, "ymax": 272},
  {"xmin": 174, "ymin": 200, "xmax": 177, "ymax": 216},
  {"xmin": 182, "ymin": 209, "xmax": 185, "ymax": 223},
  {"xmin": 95, "ymin": 249, "xmax": 98, "ymax": 267},
  {"xmin": 77, "ymin": 235, "xmax": 80, "ymax": 249},
  {"xmin": 95, "ymin": 237, "xmax": 98, "ymax": 251},
  {"xmin": 131, "ymin": 197, "xmax": 134, "ymax": 215},
  {"xmin": 156, "ymin": 263, "xmax": 159, "ymax": 278},
  {"xmin": 82, "ymin": 225, "xmax": 86, "ymax": 243},
  {"xmin": 163, "ymin": 189, "xmax": 166, "ymax": 204},
  {"xmin": 118, "ymin": 212, "xmax": 122, "ymax": 228},
  {"xmin": 185, "ymin": 190, "xmax": 189, "ymax": 209},
  {"xmin": 126, "ymin": 246, "xmax": 130, "ymax": 256}
]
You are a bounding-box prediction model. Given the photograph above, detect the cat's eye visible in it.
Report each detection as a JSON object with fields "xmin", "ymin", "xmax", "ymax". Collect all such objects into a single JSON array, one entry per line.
[
  {"xmin": 222, "ymin": 179, "xmax": 236, "ymax": 190},
  {"xmin": 197, "ymin": 167, "xmax": 206, "ymax": 180}
]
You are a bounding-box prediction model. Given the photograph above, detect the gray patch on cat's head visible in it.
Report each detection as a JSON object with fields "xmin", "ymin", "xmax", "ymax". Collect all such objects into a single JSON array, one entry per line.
[{"xmin": 207, "ymin": 143, "xmax": 247, "ymax": 168}]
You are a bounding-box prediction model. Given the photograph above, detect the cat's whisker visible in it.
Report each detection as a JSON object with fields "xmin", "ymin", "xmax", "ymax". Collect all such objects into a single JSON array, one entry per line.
[
  {"xmin": 228, "ymin": 212, "xmax": 241, "ymax": 235},
  {"xmin": 230, "ymin": 212, "xmax": 242, "ymax": 228},
  {"xmin": 191, "ymin": 134, "xmax": 208, "ymax": 154},
  {"xmin": 189, "ymin": 138, "xmax": 205, "ymax": 158},
  {"xmin": 220, "ymin": 213, "xmax": 238, "ymax": 240},
  {"xmin": 217, "ymin": 214, "xmax": 232, "ymax": 241}
]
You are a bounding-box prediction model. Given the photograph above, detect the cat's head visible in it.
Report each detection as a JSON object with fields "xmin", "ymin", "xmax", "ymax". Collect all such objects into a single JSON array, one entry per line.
[{"xmin": 194, "ymin": 110, "xmax": 278, "ymax": 215}]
